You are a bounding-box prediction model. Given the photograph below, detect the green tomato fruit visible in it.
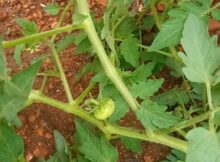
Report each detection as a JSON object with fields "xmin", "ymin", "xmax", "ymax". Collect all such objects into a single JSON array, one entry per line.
[{"xmin": 93, "ymin": 98, "xmax": 115, "ymax": 120}]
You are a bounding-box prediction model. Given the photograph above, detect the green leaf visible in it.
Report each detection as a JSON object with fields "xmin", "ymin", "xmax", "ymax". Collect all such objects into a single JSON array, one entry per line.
[
  {"xmin": 211, "ymin": 9, "xmax": 220, "ymax": 21},
  {"xmin": 108, "ymin": 96, "xmax": 129, "ymax": 122},
  {"xmin": 162, "ymin": 149, "xmax": 185, "ymax": 162},
  {"xmin": 180, "ymin": 0, "xmax": 211, "ymax": 16},
  {"xmin": 136, "ymin": 100, "xmax": 180, "ymax": 130},
  {"xmin": 0, "ymin": 37, "xmax": 7, "ymax": 80},
  {"xmin": 180, "ymin": 13, "xmax": 220, "ymax": 84},
  {"xmin": 16, "ymin": 18, "xmax": 38, "ymax": 36},
  {"xmin": 101, "ymin": 5, "xmax": 116, "ymax": 53},
  {"xmin": 115, "ymin": 17, "xmax": 136, "ymax": 38},
  {"xmin": 128, "ymin": 62, "xmax": 155, "ymax": 82},
  {"xmin": 76, "ymin": 121, "xmax": 118, "ymax": 162},
  {"xmin": 120, "ymin": 37, "xmax": 140, "ymax": 67},
  {"xmin": 13, "ymin": 44, "xmax": 25, "ymax": 66},
  {"xmin": 153, "ymin": 88, "xmax": 189, "ymax": 106},
  {"xmin": 44, "ymin": 3, "xmax": 60, "ymax": 16},
  {"xmin": 101, "ymin": 84, "xmax": 129, "ymax": 122},
  {"xmin": 212, "ymin": 83, "xmax": 220, "ymax": 107},
  {"xmin": 0, "ymin": 120, "xmax": 24, "ymax": 162},
  {"xmin": 72, "ymin": 13, "xmax": 88, "ymax": 25},
  {"xmin": 73, "ymin": 32, "xmax": 92, "ymax": 54},
  {"xmin": 0, "ymin": 61, "xmax": 42, "ymax": 125},
  {"xmin": 186, "ymin": 128, "xmax": 220, "ymax": 162},
  {"xmin": 149, "ymin": 12, "xmax": 187, "ymax": 51},
  {"xmin": 50, "ymin": 130, "xmax": 70, "ymax": 162},
  {"xmin": 130, "ymin": 79, "xmax": 163, "ymax": 99},
  {"xmin": 56, "ymin": 35, "xmax": 75, "ymax": 53},
  {"xmin": 121, "ymin": 137, "xmax": 141, "ymax": 153}
]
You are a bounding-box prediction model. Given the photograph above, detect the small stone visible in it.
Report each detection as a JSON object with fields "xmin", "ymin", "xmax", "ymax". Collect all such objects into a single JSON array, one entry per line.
[
  {"xmin": 44, "ymin": 132, "xmax": 53, "ymax": 140},
  {"xmin": 0, "ymin": 11, "xmax": 7, "ymax": 21},
  {"xmin": 28, "ymin": 115, "xmax": 36, "ymax": 123},
  {"xmin": 33, "ymin": 147, "xmax": 49, "ymax": 157},
  {"xmin": 36, "ymin": 127, "xmax": 44, "ymax": 137}
]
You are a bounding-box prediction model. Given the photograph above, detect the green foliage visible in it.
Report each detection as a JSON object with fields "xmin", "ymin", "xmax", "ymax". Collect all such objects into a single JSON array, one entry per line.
[
  {"xmin": 13, "ymin": 44, "xmax": 25, "ymax": 66},
  {"xmin": 121, "ymin": 137, "xmax": 141, "ymax": 153},
  {"xmin": 130, "ymin": 79, "xmax": 163, "ymax": 99},
  {"xmin": 0, "ymin": 120, "xmax": 24, "ymax": 162},
  {"xmin": 0, "ymin": 37, "xmax": 7, "ymax": 80},
  {"xmin": 163, "ymin": 149, "xmax": 185, "ymax": 162},
  {"xmin": 101, "ymin": 84, "xmax": 129, "ymax": 122},
  {"xmin": 55, "ymin": 35, "xmax": 75, "ymax": 53},
  {"xmin": 150, "ymin": 0, "xmax": 212, "ymax": 51},
  {"xmin": 45, "ymin": 131, "xmax": 71, "ymax": 162},
  {"xmin": 149, "ymin": 9, "xmax": 187, "ymax": 51},
  {"xmin": 0, "ymin": 61, "xmax": 41, "ymax": 125},
  {"xmin": 16, "ymin": 18, "xmax": 38, "ymax": 36},
  {"xmin": 180, "ymin": 13, "xmax": 220, "ymax": 84},
  {"xmin": 186, "ymin": 128, "xmax": 220, "ymax": 162},
  {"xmin": 75, "ymin": 121, "xmax": 118, "ymax": 162},
  {"xmin": 153, "ymin": 88, "xmax": 189, "ymax": 106},
  {"xmin": 211, "ymin": 9, "xmax": 220, "ymax": 20},
  {"xmin": 137, "ymin": 100, "xmax": 180, "ymax": 130},
  {"xmin": 3, "ymin": 0, "xmax": 220, "ymax": 161},
  {"xmin": 44, "ymin": 3, "xmax": 60, "ymax": 16},
  {"xmin": 120, "ymin": 37, "xmax": 140, "ymax": 67},
  {"xmin": 72, "ymin": 13, "xmax": 88, "ymax": 26},
  {"xmin": 73, "ymin": 32, "xmax": 92, "ymax": 54}
]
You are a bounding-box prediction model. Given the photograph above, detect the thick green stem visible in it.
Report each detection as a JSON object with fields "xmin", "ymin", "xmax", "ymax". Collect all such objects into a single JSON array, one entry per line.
[
  {"xmin": 2, "ymin": 25, "xmax": 82, "ymax": 48},
  {"xmin": 206, "ymin": 81, "xmax": 215, "ymax": 132},
  {"xmin": 49, "ymin": 43, "xmax": 74, "ymax": 104},
  {"xmin": 29, "ymin": 90, "xmax": 187, "ymax": 152},
  {"xmin": 76, "ymin": 0, "xmax": 138, "ymax": 111}
]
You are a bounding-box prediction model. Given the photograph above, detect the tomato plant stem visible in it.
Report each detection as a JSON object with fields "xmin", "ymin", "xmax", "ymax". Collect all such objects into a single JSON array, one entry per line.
[
  {"xmin": 29, "ymin": 90, "xmax": 187, "ymax": 152},
  {"xmin": 76, "ymin": 0, "xmax": 139, "ymax": 111},
  {"xmin": 2, "ymin": 24, "xmax": 82, "ymax": 48},
  {"xmin": 75, "ymin": 82, "xmax": 96, "ymax": 105},
  {"xmin": 48, "ymin": 43, "xmax": 75, "ymax": 104},
  {"xmin": 168, "ymin": 110, "xmax": 211, "ymax": 133}
]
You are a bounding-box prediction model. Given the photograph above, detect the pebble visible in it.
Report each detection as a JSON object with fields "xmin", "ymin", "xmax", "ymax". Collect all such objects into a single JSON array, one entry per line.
[
  {"xmin": 33, "ymin": 147, "xmax": 49, "ymax": 157},
  {"xmin": 44, "ymin": 132, "xmax": 53, "ymax": 140},
  {"xmin": 0, "ymin": 11, "xmax": 7, "ymax": 21},
  {"xmin": 28, "ymin": 115, "xmax": 36, "ymax": 123},
  {"xmin": 36, "ymin": 127, "xmax": 44, "ymax": 137}
]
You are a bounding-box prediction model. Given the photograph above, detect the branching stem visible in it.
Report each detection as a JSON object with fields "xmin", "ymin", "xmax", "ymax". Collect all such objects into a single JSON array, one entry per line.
[
  {"xmin": 29, "ymin": 90, "xmax": 187, "ymax": 152},
  {"xmin": 76, "ymin": 0, "xmax": 139, "ymax": 111}
]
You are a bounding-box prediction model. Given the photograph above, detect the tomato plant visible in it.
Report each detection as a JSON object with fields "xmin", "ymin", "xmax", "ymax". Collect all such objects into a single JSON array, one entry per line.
[{"xmin": 1, "ymin": 0, "xmax": 220, "ymax": 161}]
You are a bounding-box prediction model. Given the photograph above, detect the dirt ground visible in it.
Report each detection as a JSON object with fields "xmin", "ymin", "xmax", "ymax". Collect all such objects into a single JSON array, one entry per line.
[{"xmin": 1, "ymin": 0, "xmax": 220, "ymax": 162}]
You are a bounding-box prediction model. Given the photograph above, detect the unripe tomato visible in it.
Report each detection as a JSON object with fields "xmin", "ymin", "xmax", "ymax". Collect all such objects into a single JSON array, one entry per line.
[{"xmin": 93, "ymin": 98, "xmax": 115, "ymax": 120}]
